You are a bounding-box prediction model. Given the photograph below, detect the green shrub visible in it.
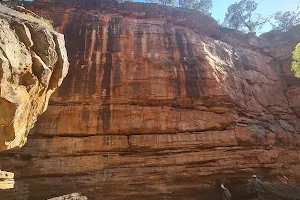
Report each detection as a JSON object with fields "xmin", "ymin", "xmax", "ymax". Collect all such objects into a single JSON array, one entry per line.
[{"xmin": 292, "ymin": 43, "xmax": 300, "ymax": 78}]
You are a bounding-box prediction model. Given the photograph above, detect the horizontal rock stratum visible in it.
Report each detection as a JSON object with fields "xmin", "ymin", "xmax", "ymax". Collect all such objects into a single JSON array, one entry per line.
[
  {"xmin": 1, "ymin": 0, "xmax": 300, "ymax": 199},
  {"xmin": 0, "ymin": 5, "xmax": 69, "ymax": 150}
]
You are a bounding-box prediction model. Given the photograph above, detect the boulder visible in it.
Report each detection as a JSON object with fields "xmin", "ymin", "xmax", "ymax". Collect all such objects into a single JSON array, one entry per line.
[{"xmin": 0, "ymin": 5, "xmax": 69, "ymax": 150}]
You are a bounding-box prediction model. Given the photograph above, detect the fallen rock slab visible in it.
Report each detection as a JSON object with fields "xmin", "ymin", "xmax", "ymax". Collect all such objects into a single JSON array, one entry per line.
[
  {"xmin": 0, "ymin": 170, "xmax": 14, "ymax": 190},
  {"xmin": 48, "ymin": 193, "xmax": 88, "ymax": 200}
]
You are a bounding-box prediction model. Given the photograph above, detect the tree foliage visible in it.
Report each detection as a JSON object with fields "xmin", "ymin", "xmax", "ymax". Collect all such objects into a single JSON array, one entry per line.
[
  {"xmin": 271, "ymin": 11, "xmax": 300, "ymax": 31},
  {"xmin": 292, "ymin": 43, "xmax": 300, "ymax": 78},
  {"xmin": 158, "ymin": 0, "xmax": 175, "ymax": 5},
  {"xmin": 179, "ymin": 0, "xmax": 212, "ymax": 13},
  {"xmin": 268, "ymin": 0, "xmax": 300, "ymax": 31},
  {"xmin": 222, "ymin": 0, "xmax": 268, "ymax": 33},
  {"xmin": 146, "ymin": 0, "xmax": 175, "ymax": 6},
  {"xmin": 118, "ymin": 0, "xmax": 132, "ymax": 2},
  {"xmin": 147, "ymin": 0, "xmax": 212, "ymax": 13}
]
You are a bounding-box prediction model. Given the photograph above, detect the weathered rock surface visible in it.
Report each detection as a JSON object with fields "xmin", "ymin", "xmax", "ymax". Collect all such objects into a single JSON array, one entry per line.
[
  {"xmin": 0, "ymin": 5, "xmax": 69, "ymax": 150},
  {"xmin": 1, "ymin": 0, "xmax": 300, "ymax": 199},
  {"xmin": 0, "ymin": 170, "xmax": 14, "ymax": 190},
  {"xmin": 48, "ymin": 193, "xmax": 88, "ymax": 200}
]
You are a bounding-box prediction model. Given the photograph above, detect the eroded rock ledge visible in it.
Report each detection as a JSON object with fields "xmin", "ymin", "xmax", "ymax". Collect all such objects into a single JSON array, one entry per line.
[{"xmin": 0, "ymin": 5, "xmax": 69, "ymax": 150}]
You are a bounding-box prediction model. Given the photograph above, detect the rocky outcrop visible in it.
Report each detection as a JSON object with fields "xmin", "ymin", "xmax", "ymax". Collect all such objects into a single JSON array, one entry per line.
[
  {"xmin": 0, "ymin": 1, "xmax": 300, "ymax": 199},
  {"xmin": 260, "ymin": 27, "xmax": 300, "ymax": 132},
  {"xmin": 48, "ymin": 193, "xmax": 88, "ymax": 200},
  {"xmin": 0, "ymin": 170, "xmax": 14, "ymax": 190},
  {"xmin": 0, "ymin": 5, "xmax": 69, "ymax": 150}
]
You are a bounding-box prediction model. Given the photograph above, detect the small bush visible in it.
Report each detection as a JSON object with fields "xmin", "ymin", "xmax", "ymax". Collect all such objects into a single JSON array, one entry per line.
[{"xmin": 292, "ymin": 43, "xmax": 300, "ymax": 78}]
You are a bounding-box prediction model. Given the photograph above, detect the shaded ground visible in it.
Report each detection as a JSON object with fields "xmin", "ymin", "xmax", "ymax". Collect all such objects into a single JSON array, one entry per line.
[
  {"xmin": 1, "ymin": 178, "xmax": 300, "ymax": 200},
  {"xmin": 258, "ymin": 182, "xmax": 300, "ymax": 200}
]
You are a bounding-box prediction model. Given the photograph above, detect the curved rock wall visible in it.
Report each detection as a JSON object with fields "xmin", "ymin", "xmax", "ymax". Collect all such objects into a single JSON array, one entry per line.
[
  {"xmin": 0, "ymin": 5, "xmax": 69, "ymax": 150},
  {"xmin": 1, "ymin": 1, "xmax": 300, "ymax": 199}
]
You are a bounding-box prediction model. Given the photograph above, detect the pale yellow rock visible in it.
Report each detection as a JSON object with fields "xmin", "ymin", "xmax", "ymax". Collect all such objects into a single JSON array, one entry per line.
[
  {"xmin": 0, "ymin": 170, "xmax": 14, "ymax": 190},
  {"xmin": 48, "ymin": 193, "xmax": 88, "ymax": 200},
  {"xmin": 0, "ymin": 170, "xmax": 14, "ymax": 179},
  {"xmin": 0, "ymin": 179, "xmax": 14, "ymax": 190},
  {"xmin": 0, "ymin": 5, "xmax": 69, "ymax": 150}
]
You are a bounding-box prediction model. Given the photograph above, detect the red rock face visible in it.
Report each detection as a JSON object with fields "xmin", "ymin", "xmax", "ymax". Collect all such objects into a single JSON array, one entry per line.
[{"xmin": 1, "ymin": 1, "xmax": 300, "ymax": 199}]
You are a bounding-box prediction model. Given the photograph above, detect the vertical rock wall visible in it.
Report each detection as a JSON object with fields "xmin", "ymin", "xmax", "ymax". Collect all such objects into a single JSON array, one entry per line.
[{"xmin": 0, "ymin": 1, "xmax": 300, "ymax": 199}]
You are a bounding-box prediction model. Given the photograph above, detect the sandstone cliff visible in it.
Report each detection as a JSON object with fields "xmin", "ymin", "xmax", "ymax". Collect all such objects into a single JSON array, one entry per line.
[
  {"xmin": 0, "ymin": 5, "xmax": 69, "ymax": 150},
  {"xmin": 1, "ymin": 1, "xmax": 300, "ymax": 199}
]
